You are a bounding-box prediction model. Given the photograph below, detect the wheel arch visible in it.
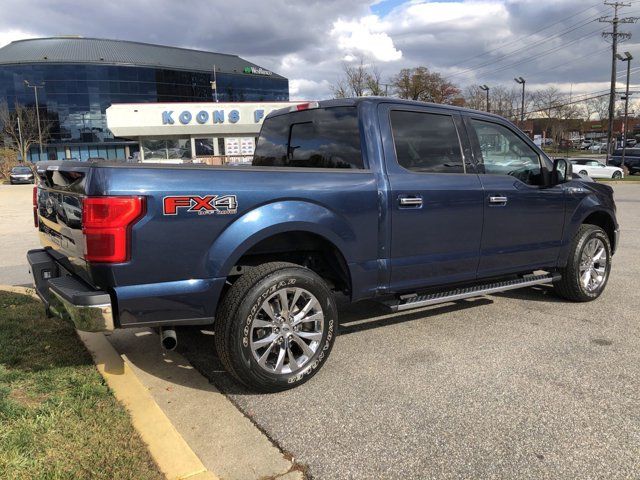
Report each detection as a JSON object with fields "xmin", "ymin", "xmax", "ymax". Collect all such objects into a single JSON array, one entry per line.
[
  {"xmin": 581, "ymin": 210, "xmax": 617, "ymax": 253},
  {"xmin": 206, "ymin": 200, "xmax": 355, "ymax": 293}
]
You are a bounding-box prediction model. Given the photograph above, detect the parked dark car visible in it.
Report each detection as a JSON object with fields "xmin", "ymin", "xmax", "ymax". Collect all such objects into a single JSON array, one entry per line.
[
  {"xmin": 610, "ymin": 148, "xmax": 640, "ymax": 174},
  {"xmin": 9, "ymin": 165, "xmax": 35, "ymax": 184},
  {"xmin": 29, "ymin": 98, "xmax": 619, "ymax": 391}
]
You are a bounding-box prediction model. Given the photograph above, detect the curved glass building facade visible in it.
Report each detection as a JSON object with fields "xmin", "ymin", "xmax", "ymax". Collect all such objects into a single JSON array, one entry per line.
[{"xmin": 0, "ymin": 37, "xmax": 289, "ymax": 161}]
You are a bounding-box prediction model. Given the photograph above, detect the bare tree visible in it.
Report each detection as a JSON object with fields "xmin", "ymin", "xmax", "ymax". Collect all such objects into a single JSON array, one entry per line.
[
  {"xmin": 532, "ymin": 87, "xmax": 565, "ymax": 119},
  {"xmin": 463, "ymin": 85, "xmax": 486, "ymax": 111},
  {"xmin": 391, "ymin": 67, "xmax": 461, "ymax": 105},
  {"xmin": 365, "ymin": 65, "xmax": 385, "ymax": 96},
  {"xmin": 585, "ymin": 96, "xmax": 610, "ymax": 121},
  {"xmin": 0, "ymin": 100, "xmax": 51, "ymax": 161},
  {"xmin": 331, "ymin": 57, "xmax": 386, "ymax": 98},
  {"xmin": 490, "ymin": 85, "xmax": 520, "ymax": 121}
]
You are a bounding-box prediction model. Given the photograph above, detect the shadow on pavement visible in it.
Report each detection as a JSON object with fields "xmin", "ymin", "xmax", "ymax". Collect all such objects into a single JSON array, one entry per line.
[{"xmin": 119, "ymin": 285, "xmax": 553, "ymax": 395}]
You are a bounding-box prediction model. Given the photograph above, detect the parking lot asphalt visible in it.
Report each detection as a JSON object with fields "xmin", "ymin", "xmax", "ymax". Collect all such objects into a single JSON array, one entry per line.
[
  {"xmin": 2, "ymin": 182, "xmax": 639, "ymax": 479},
  {"xmin": 178, "ymin": 184, "xmax": 640, "ymax": 479}
]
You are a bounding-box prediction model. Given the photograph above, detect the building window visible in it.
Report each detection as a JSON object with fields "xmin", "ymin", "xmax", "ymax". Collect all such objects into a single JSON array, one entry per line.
[
  {"xmin": 195, "ymin": 138, "xmax": 214, "ymax": 156},
  {"xmin": 141, "ymin": 138, "xmax": 191, "ymax": 161},
  {"xmin": 217, "ymin": 138, "xmax": 226, "ymax": 156}
]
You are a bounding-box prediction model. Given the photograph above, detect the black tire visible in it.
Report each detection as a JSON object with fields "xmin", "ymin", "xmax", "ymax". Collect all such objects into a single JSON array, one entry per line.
[
  {"xmin": 554, "ymin": 224, "xmax": 611, "ymax": 302},
  {"xmin": 578, "ymin": 170, "xmax": 588, "ymax": 176},
  {"xmin": 215, "ymin": 262, "xmax": 337, "ymax": 392},
  {"xmin": 612, "ymin": 171, "xmax": 622, "ymax": 179}
]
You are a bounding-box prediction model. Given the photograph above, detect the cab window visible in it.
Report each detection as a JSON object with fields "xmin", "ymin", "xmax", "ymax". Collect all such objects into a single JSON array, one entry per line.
[
  {"xmin": 390, "ymin": 110, "xmax": 465, "ymax": 173},
  {"xmin": 470, "ymin": 119, "xmax": 543, "ymax": 186}
]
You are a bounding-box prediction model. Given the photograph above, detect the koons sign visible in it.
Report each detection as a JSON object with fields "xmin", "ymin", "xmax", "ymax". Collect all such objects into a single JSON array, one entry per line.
[{"xmin": 162, "ymin": 109, "xmax": 268, "ymax": 126}]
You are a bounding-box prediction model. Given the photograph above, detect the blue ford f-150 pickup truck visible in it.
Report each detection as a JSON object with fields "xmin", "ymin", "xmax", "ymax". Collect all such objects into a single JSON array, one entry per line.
[{"xmin": 28, "ymin": 98, "xmax": 619, "ymax": 391}]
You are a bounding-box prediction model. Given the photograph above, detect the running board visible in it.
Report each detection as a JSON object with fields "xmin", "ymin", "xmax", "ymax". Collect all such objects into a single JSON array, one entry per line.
[{"xmin": 388, "ymin": 273, "xmax": 560, "ymax": 312}]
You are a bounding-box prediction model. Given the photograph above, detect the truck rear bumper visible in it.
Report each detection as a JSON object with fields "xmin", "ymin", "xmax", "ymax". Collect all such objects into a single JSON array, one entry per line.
[{"xmin": 27, "ymin": 249, "xmax": 115, "ymax": 332}]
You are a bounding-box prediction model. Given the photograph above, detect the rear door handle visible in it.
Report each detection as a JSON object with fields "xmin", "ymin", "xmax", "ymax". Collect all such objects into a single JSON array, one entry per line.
[
  {"xmin": 399, "ymin": 196, "xmax": 423, "ymax": 208},
  {"xmin": 489, "ymin": 195, "xmax": 508, "ymax": 204}
]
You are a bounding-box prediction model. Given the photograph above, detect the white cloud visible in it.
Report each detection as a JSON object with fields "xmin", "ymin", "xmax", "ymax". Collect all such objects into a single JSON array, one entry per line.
[
  {"xmin": 289, "ymin": 79, "xmax": 332, "ymax": 101},
  {"xmin": 331, "ymin": 15, "xmax": 402, "ymax": 62},
  {"xmin": 0, "ymin": 29, "xmax": 37, "ymax": 48}
]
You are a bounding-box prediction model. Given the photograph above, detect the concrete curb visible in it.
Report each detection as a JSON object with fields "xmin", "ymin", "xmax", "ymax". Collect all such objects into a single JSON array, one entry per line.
[
  {"xmin": 598, "ymin": 180, "xmax": 640, "ymax": 184},
  {"xmin": 0, "ymin": 285, "xmax": 218, "ymax": 480}
]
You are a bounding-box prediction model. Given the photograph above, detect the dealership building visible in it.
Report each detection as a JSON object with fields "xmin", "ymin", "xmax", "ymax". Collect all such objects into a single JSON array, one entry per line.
[
  {"xmin": 0, "ymin": 36, "xmax": 289, "ymax": 161},
  {"xmin": 106, "ymin": 101, "xmax": 298, "ymax": 163}
]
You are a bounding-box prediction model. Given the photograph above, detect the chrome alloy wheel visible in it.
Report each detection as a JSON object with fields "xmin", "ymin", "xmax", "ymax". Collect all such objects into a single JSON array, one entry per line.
[
  {"xmin": 250, "ymin": 287, "xmax": 324, "ymax": 375},
  {"xmin": 579, "ymin": 237, "xmax": 608, "ymax": 292}
]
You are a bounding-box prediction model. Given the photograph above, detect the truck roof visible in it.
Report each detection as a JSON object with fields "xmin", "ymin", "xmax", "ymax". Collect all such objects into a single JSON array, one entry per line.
[{"xmin": 266, "ymin": 96, "xmax": 506, "ymax": 121}]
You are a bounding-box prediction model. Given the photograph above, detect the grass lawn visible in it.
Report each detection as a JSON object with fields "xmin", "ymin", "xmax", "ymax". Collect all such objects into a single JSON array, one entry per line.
[{"xmin": 0, "ymin": 291, "xmax": 162, "ymax": 480}]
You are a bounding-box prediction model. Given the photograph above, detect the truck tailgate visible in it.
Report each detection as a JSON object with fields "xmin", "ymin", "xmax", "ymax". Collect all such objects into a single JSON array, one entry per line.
[{"xmin": 35, "ymin": 163, "xmax": 91, "ymax": 284}]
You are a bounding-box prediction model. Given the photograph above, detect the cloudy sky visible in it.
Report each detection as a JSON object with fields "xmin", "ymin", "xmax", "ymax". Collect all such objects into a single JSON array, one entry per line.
[{"xmin": 1, "ymin": 0, "xmax": 639, "ymax": 101}]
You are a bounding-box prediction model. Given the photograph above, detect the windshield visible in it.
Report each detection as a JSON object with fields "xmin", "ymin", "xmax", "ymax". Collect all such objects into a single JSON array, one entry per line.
[{"xmin": 11, "ymin": 167, "xmax": 32, "ymax": 174}]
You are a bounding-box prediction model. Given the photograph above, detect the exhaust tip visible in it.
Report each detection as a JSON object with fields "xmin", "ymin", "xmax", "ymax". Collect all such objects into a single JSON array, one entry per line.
[{"xmin": 160, "ymin": 328, "xmax": 177, "ymax": 351}]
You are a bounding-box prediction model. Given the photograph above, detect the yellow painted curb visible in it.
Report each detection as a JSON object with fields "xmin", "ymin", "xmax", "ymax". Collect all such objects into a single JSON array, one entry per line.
[{"xmin": 0, "ymin": 285, "xmax": 218, "ymax": 480}]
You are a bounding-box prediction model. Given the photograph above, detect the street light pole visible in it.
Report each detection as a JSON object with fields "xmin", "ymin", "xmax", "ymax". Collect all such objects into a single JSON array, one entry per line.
[
  {"xmin": 480, "ymin": 85, "xmax": 490, "ymax": 113},
  {"xmin": 616, "ymin": 51, "xmax": 633, "ymax": 173},
  {"xmin": 23, "ymin": 80, "xmax": 45, "ymax": 158},
  {"xmin": 514, "ymin": 77, "xmax": 526, "ymax": 124},
  {"xmin": 211, "ymin": 65, "xmax": 218, "ymax": 103},
  {"xmin": 16, "ymin": 115, "xmax": 24, "ymax": 161}
]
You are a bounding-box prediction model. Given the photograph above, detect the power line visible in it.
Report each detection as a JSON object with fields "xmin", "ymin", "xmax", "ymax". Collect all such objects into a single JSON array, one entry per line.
[
  {"xmin": 447, "ymin": 2, "xmax": 605, "ymax": 68},
  {"xmin": 528, "ymin": 46, "xmax": 611, "ymax": 77},
  {"xmin": 453, "ymin": 28, "xmax": 604, "ymax": 80},
  {"xmin": 449, "ymin": 14, "xmax": 606, "ymax": 78}
]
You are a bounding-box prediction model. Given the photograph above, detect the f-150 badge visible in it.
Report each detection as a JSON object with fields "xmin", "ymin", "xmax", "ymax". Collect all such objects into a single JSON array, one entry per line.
[{"xmin": 163, "ymin": 195, "xmax": 238, "ymax": 216}]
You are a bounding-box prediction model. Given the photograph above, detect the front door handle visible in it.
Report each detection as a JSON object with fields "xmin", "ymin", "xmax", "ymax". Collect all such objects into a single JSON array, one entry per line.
[
  {"xmin": 399, "ymin": 196, "xmax": 423, "ymax": 207},
  {"xmin": 489, "ymin": 195, "xmax": 508, "ymax": 204}
]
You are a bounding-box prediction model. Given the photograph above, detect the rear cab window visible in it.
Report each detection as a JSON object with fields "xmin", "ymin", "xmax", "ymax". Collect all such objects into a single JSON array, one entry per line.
[
  {"xmin": 389, "ymin": 110, "xmax": 465, "ymax": 173},
  {"xmin": 253, "ymin": 106, "xmax": 364, "ymax": 169}
]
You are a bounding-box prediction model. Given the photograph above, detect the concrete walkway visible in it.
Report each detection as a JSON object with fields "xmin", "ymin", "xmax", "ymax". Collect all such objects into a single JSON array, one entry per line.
[
  {"xmin": 108, "ymin": 328, "xmax": 304, "ymax": 480},
  {"xmin": 0, "ymin": 184, "xmax": 40, "ymax": 286}
]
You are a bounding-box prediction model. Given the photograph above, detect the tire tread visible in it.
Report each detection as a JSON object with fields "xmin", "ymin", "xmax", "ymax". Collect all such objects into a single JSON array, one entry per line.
[
  {"xmin": 554, "ymin": 224, "xmax": 609, "ymax": 302},
  {"xmin": 214, "ymin": 262, "xmax": 301, "ymax": 387}
]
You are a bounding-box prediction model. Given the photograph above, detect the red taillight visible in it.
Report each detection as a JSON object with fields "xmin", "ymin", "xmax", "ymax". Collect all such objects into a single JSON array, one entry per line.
[
  {"xmin": 32, "ymin": 186, "xmax": 38, "ymax": 228},
  {"xmin": 82, "ymin": 196, "xmax": 145, "ymax": 263}
]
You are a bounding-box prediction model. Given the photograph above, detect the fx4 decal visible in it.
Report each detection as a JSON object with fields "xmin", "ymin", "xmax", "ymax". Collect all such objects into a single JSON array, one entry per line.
[{"xmin": 163, "ymin": 195, "xmax": 238, "ymax": 216}]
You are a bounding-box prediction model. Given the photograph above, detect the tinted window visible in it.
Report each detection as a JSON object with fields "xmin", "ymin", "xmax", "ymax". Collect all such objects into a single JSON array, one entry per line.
[
  {"xmin": 390, "ymin": 110, "xmax": 464, "ymax": 173},
  {"xmin": 470, "ymin": 119, "xmax": 542, "ymax": 186},
  {"xmin": 195, "ymin": 138, "xmax": 214, "ymax": 156},
  {"xmin": 253, "ymin": 107, "xmax": 363, "ymax": 169},
  {"xmin": 12, "ymin": 167, "xmax": 32, "ymax": 173}
]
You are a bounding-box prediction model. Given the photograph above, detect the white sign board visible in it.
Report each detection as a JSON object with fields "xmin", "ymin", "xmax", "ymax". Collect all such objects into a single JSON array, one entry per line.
[{"xmin": 106, "ymin": 101, "xmax": 302, "ymax": 137}]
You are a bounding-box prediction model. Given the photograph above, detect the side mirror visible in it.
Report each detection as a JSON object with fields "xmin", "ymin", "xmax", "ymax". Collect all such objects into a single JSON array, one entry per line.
[{"xmin": 551, "ymin": 158, "xmax": 571, "ymax": 185}]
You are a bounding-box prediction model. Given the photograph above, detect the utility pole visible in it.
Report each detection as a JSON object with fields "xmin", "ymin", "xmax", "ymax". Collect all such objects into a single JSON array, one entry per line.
[
  {"xmin": 514, "ymin": 77, "xmax": 526, "ymax": 124},
  {"xmin": 600, "ymin": 1, "xmax": 638, "ymax": 163},
  {"xmin": 617, "ymin": 51, "xmax": 633, "ymax": 172},
  {"xmin": 23, "ymin": 80, "xmax": 45, "ymax": 158},
  {"xmin": 480, "ymin": 85, "xmax": 490, "ymax": 112}
]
